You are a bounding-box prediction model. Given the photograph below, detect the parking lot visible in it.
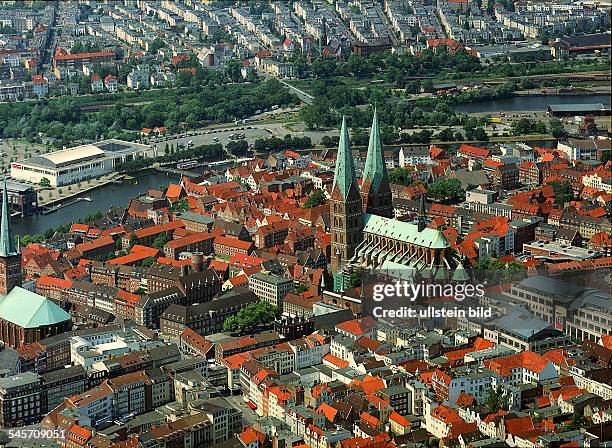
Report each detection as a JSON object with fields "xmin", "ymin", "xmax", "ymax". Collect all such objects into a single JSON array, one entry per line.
[
  {"xmin": 0, "ymin": 138, "xmax": 48, "ymax": 174},
  {"xmin": 145, "ymin": 119, "xmax": 343, "ymax": 153},
  {"xmin": 149, "ymin": 126, "xmax": 272, "ymax": 152}
]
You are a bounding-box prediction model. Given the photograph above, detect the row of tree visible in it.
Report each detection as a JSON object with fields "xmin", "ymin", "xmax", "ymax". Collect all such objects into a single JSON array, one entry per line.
[{"xmin": 0, "ymin": 79, "xmax": 297, "ymax": 148}]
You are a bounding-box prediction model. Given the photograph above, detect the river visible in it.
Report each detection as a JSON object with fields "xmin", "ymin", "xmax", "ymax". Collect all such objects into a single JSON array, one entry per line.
[
  {"xmin": 13, "ymin": 171, "xmax": 181, "ymax": 237},
  {"xmin": 454, "ymin": 93, "xmax": 611, "ymax": 114}
]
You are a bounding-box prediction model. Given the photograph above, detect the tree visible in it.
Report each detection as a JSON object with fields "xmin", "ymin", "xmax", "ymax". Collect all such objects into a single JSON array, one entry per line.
[
  {"xmin": 474, "ymin": 258, "xmax": 527, "ymax": 283},
  {"xmin": 224, "ymin": 60, "xmax": 242, "ymax": 83},
  {"xmin": 436, "ymin": 128, "xmax": 455, "ymax": 141},
  {"xmin": 39, "ymin": 177, "xmax": 51, "ymax": 188},
  {"xmin": 304, "ymin": 190, "xmax": 326, "ymax": 208},
  {"xmin": 388, "ymin": 167, "xmax": 413, "ymax": 186},
  {"xmin": 148, "ymin": 38, "xmax": 165, "ymax": 54},
  {"xmin": 472, "ymin": 127, "xmax": 488, "ymax": 141},
  {"xmin": 548, "ymin": 179, "xmax": 573, "ymax": 205},
  {"xmin": 152, "ymin": 232, "xmax": 171, "ymax": 250},
  {"xmin": 142, "ymin": 256, "xmax": 156, "ymax": 268},
  {"xmin": 486, "ymin": 386, "xmax": 509, "ymax": 413},
  {"xmin": 534, "ymin": 121, "xmax": 547, "ymax": 134},
  {"xmin": 506, "ymin": 261, "xmax": 527, "ymax": 282},
  {"xmin": 18, "ymin": 234, "xmax": 44, "ymax": 246},
  {"xmin": 226, "ymin": 140, "xmax": 248, "ymax": 157},
  {"xmin": 422, "ymin": 79, "xmax": 435, "ymax": 93},
  {"xmin": 427, "ymin": 178, "xmax": 464, "ymax": 202},
  {"xmin": 564, "ymin": 411, "xmax": 587, "ymax": 431},
  {"xmin": 474, "ymin": 257, "xmax": 505, "ymax": 270},
  {"xmin": 321, "ymin": 135, "xmax": 334, "ymax": 147},
  {"xmin": 295, "ymin": 284, "xmax": 309, "ymax": 294},
  {"xmin": 169, "ymin": 198, "xmax": 190, "ymax": 212},
  {"xmin": 223, "ymin": 300, "xmax": 279, "ymax": 333},
  {"xmin": 352, "ymin": 128, "xmax": 369, "ymax": 146},
  {"xmin": 128, "ymin": 233, "xmax": 137, "ymax": 250},
  {"xmin": 549, "ymin": 118, "xmax": 568, "ymax": 139}
]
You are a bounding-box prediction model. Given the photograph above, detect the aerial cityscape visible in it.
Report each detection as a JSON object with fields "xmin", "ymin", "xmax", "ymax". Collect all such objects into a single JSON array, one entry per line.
[{"xmin": 0, "ymin": 0, "xmax": 610, "ymax": 447}]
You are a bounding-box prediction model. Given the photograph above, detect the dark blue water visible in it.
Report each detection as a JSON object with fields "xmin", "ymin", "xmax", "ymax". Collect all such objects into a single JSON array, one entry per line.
[
  {"xmin": 13, "ymin": 171, "xmax": 180, "ymax": 237},
  {"xmin": 455, "ymin": 94, "xmax": 611, "ymax": 113}
]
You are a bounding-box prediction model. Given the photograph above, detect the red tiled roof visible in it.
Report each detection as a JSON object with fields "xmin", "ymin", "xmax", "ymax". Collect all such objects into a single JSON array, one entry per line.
[
  {"xmin": 70, "ymin": 223, "xmax": 90, "ymax": 234},
  {"xmin": 165, "ymin": 232, "xmax": 216, "ymax": 249},
  {"xmin": 229, "ymin": 253, "xmax": 263, "ymax": 267},
  {"xmin": 389, "ymin": 411, "xmax": 410, "ymax": 427},
  {"xmin": 156, "ymin": 257, "xmax": 191, "ymax": 267},
  {"xmin": 76, "ymin": 236, "xmax": 115, "ymax": 254},
  {"xmin": 55, "ymin": 48, "xmax": 113, "ymax": 61},
  {"xmin": 335, "ymin": 316, "xmax": 376, "ymax": 336},
  {"xmin": 322, "ymin": 353, "xmax": 349, "ymax": 369},
  {"xmin": 458, "ymin": 144, "xmax": 490, "ymax": 159},
  {"xmin": 484, "ymin": 351, "xmax": 550, "ymax": 376},
  {"xmin": 166, "ymin": 183, "xmax": 183, "ymax": 200},
  {"xmin": 36, "ymin": 276, "xmax": 73, "ymax": 289},
  {"xmin": 108, "ymin": 245, "xmax": 159, "ymax": 265},
  {"xmin": 431, "ymin": 405, "xmax": 462, "ymax": 425},
  {"xmin": 214, "ymin": 235, "xmax": 253, "ymax": 251},
  {"xmin": 317, "ymin": 402, "xmax": 338, "ymax": 422},
  {"xmin": 133, "ymin": 220, "xmax": 184, "ymax": 239},
  {"xmin": 455, "ymin": 392, "xmax": 475, "ymax": 408}
]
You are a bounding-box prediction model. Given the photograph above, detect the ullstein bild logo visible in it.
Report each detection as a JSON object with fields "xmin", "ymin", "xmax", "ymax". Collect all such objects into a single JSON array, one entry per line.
[{"xmin": 364, "ymin": 280, "xmax": 493, "ymax": 319}]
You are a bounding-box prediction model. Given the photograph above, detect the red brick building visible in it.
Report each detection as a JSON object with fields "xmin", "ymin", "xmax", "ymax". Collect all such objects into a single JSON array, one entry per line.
[{"xmin": 214, "ymin": 236, "xmax": 254, "ymax": 258}]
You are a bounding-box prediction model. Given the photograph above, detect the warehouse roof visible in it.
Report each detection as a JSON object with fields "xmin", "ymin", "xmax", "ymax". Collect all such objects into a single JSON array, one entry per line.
[
  {"xmin": 548, "ymin": 103, "xmax": 607, "ymax": 113},
  {"xmin": 26, "ymin": 144, "xmax": 105, "ymax": 168}
]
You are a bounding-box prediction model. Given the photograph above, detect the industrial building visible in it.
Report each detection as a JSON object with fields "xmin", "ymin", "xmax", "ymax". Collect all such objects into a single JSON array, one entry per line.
[
  {"xmin": 547, "ymin": 103, "xmax": 611, "ymax": 117},
  {"xmin": 1, "ymin": 179, "xmax": 38, "ymax": 216},
  {"xmin": 10, "ymin": 139, "xmax": 156, "ymax": 187}
]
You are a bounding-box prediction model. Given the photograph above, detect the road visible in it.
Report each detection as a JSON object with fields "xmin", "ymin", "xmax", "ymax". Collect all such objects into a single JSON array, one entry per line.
[
  {"xmin": 376, "ymin": 4, "xmax": 399, "ymax": 47},
  {"xmin": 279, "ymin": 80, "xmax": 314, "ymax": 104}
]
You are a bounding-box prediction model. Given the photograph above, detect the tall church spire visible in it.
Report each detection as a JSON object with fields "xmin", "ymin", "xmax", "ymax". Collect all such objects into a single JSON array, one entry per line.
[
  {"xmin": 0, "ymin": 177, "xmax": 21, "ymax": 295},
  {"xmin": 0, "ymin": 178, "xmax": 16, "ymax": 257},
  {"xmin": 362, "ymin": 108, "xmax": 387, "ymax": 192},
  {"xmin": 331, "ymin": 116, "xmax": 357, "ymax": 200},
  {"xmin": 330, "ymin": 117, "xmax": 363, "ymax": 274},
  {"xmin": 361, "ymin": 108, "xmax": 393, "ymax": 218}
]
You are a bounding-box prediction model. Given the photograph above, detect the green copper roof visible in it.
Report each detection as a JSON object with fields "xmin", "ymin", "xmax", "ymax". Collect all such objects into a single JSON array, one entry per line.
[
  {"xmin": 332, "ymin": 116, "xmax": 358, "ymax": 200},
  {"xmin": 362, "ymin": 214, "xmax": 450, "ymax": 249},
  {"xmin": 362, "ymin": 108, "xmax": 387, "ymax": 191},
  {"xmin": 0, "ymin": 286, "xmax": 70, "ymax": 328},
  {"xmin": 0, "ymin": 178, "xmax": 16, "ymax": 257}
]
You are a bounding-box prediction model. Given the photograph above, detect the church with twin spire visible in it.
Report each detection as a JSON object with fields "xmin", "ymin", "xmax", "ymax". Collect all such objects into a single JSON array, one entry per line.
[{"xmin": 329, "ymin": 110, "xmax": 458, "ymax": 290}]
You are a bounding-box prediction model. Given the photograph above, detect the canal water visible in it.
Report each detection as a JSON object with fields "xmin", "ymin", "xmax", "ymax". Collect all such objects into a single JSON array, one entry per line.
[
  {"xmin": 454, "ymin": 93, "xmax": 611, "ymax": 114},
  {"xmin": 13, "ymin": 171, "xmax": 181, "ymax": 237}
]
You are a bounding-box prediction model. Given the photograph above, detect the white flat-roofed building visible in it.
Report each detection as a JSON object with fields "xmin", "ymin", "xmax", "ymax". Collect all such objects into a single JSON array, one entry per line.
[{"xmin": 10, "ymin": 139, "xmax": 155, "ymax": 187}]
